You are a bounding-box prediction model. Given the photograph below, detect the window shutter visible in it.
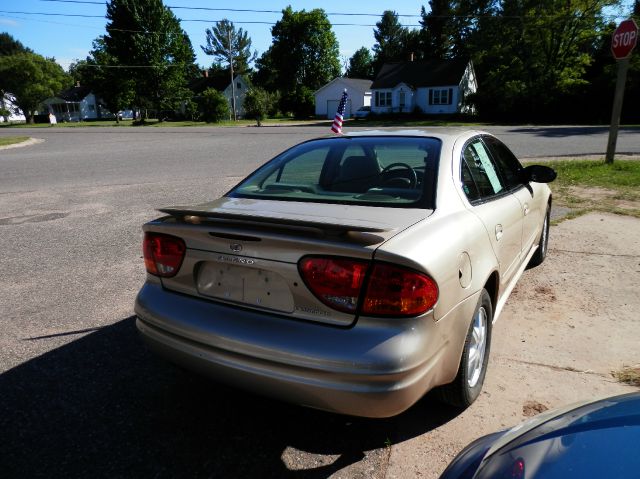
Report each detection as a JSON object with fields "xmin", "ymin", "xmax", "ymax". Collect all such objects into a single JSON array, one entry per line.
[
  {"xmin": 429, "ymin": 89, "xmax": 433, "ymax": 105},
  {"xmin": 448, "ymin": 88, "xmax": 453, "ymax": 105},
  {"xmin": 375, "ymin": 91, "xmax": 379, "ymax": 107}
]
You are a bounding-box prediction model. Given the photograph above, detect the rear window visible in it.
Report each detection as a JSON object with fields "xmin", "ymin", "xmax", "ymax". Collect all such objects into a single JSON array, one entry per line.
[{"xmin": 229, "ymin": 136, "xmax": 441, "ymax": 208}]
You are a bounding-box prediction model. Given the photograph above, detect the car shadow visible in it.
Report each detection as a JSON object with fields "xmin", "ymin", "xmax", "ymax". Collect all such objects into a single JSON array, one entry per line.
[{"xmin": 0, "ymin": 316, "xmax": 461, "ymax": 478}]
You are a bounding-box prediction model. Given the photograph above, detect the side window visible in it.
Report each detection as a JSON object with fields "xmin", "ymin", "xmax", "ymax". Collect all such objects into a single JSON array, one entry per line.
[
  {"xmin": 484, "ymin": 136, "xmax": 523, "ymax": 189},
  {"xmin": 461, "ymin": 161, "xmax": 480, "ymax": 201},
  {"xmin": 461, "ymin": 139, "xmax": 505, "ymax": 202}
]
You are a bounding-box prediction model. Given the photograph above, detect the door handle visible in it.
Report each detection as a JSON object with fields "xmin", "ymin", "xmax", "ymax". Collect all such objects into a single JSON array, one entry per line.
[{"xmin": 495, "ymin": 224, "xmax": 503, "ymax": 241}]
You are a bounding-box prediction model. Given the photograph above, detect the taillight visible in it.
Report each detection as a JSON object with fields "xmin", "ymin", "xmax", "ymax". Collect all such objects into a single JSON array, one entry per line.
[
  {"xmin": 298, "ymin": 256, "xmax": 438, "ymax": 317},
  {"xmin": 362, "ymin": 263, "xmax": 438, "ymax": 316},
  {"xmin": 299, "ymin": 257, "xmax": 368, "ymax": 313},
  {"xmin": 143, "ymin": 232, "xmax": 186, "ymax": 278}
]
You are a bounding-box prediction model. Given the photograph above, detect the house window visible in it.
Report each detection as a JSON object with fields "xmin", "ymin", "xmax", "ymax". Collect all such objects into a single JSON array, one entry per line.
[
  {"xmin": 430, "ymin": 88, "xmax": 453, "ymax": 105},
  {"xmin": 237, "ymin": 82, "xmax": 242, "ymax": 89},
  {"xmin": 399, "ymin": 91, "xmax": 405, "ymax": 108},
  {"xmin": 375, "ymin": 91, "xmax": 392, "ymax": 107}
]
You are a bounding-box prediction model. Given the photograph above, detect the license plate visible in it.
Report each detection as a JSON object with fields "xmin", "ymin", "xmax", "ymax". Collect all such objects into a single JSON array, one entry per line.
[{"xmin": 197, "ymin": 261, "xmax": 294, "ymax": 313}]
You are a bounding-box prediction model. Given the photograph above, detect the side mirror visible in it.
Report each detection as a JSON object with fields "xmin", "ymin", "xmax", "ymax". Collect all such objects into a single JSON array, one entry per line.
[{"xmin": 521, "ymin": 165, "xmax": 557, "ymax": 183}]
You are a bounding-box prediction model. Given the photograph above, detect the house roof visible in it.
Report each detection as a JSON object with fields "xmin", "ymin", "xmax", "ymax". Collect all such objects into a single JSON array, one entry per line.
[
  {"xmin": 57, "ymin": 85, "xmax": 92, "ymax": 102},
  {"xmin": 314, "ymin": 77, "xmax": 373, "ymax": 95},
  {"xmin": 188, "ymin": 75, "xmax": 229, "ymax": 94},
  {"xmin": 340, "ymin": 78, "xmax": 373, "ymax": 91},
  {"xmin": 371, "ymin": 59, "xmax": 470, "ymax": 89}
]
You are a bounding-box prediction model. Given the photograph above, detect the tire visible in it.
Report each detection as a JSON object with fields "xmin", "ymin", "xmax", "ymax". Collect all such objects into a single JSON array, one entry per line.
[
  {"xmin": 437, "ymin": 289, "xmax": 492, "ymax": 408},
  {"xmin": 528, "ymin": 205, "xmax": 550, "ymax": 268}
]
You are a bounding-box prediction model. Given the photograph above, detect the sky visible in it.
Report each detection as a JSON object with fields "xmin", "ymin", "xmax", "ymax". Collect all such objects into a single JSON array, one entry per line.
[{"xmin": 0, "ymin": 0, "xmax": 429, "ymax": 71}]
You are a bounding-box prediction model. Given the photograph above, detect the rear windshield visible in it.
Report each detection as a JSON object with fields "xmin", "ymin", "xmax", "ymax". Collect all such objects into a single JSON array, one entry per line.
[{"xmin": 229, "ymin": 136, "xmax": 441, "ymax": 208}]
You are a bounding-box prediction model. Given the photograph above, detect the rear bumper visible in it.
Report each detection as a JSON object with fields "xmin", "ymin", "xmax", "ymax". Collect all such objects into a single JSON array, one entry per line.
[{"xmin": 135, "ymin": 282, "xmax": 478, "ymax": 418}]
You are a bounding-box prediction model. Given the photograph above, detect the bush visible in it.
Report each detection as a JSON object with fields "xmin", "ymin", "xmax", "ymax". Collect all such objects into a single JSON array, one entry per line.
[
  {"xmin": 198, "ymin": 88, "xmax": 229, "ymax": 123},
  {"xmin": 244, "ymin": 87, "xmax": 276, "ymax": 126},
  {"xmin": 279, "ymin": 86, "xmax": 315, "ymax": 119}
]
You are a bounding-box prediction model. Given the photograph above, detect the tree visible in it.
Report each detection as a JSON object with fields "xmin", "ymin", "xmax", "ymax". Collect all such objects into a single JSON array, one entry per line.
[
  {"xmin": 371, "ymin": 11, "xmax": 422, "ymax": 73},
  {"xmin": 201, "ymin": 19, "xmax": 257, "ymax": 75},
  {"xmin": 198, "ymin": 88, "xmax": 229, "ymax": 122},
  {"xmin": 0, "ymin": 33, "xmax": 32, "ymax": 56},
  {"xmin": 243, "ymin": 87, "xmax": 275, "ymax": 126},
  {"xmin": 258, "ymin": 7, "xmax": 341, "ymax": 116},
  {"xmin": 0, "ymin": 53, "xmax": 71, "ymax": 123},
  {"xmin": 201, "ymin": 19, "xmax": 256, "ymax": 121},
  {"xmin": 346, "ymin": 47, "xmax": 374, "ymax": 78},
  {"xmin": 75, "ymin": 37, "xmax": 135, "ymax": 123},
  {"xmin": 471, "ymin": 0, "xmax": 616, "ymax": 122},
  {"xmin": 372, "ymin": 11, "xmax": 413, "ymax": 71},
  {"xmin": 419, "ymin": 2, "xmax": 456, "ymax": 59},
  {"xmin": 99, "ymin": 0, "xmax": 197, "ymax": 120}
]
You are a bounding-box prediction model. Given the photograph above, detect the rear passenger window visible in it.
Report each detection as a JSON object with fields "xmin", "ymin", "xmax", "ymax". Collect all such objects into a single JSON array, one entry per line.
[
  {"xmin": 483, "ymin": 136, "xmax": 523, "ymax": 190},
  {"xmin": 461, "ymin": 139, "xmax": 505, "ymax": 202}
]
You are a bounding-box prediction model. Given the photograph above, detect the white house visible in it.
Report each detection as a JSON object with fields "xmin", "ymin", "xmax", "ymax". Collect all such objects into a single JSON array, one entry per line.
[
  {"xmin": 223, "ymin": 75, "xmax": 250, "ymax": 119},
  {"xmin": 41, "ymin": 85, "xmax": 105, "ymax": 122},
  {"xmin": 370, "ymin": 59, "xmax": 477, "ymax": 115},
  {"xmin": 314, "ymin": 77, "xmax": 373, "ymax": 119},
  {"xmin": 0, "ymin": 93, "xmax": 26, "ymax": 123}
]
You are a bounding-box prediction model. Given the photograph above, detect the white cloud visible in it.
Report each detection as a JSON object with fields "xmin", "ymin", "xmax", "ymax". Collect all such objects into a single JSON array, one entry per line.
[{"xmin": 0, "ymin": 18, "xmax": 19, "ymax": 27}]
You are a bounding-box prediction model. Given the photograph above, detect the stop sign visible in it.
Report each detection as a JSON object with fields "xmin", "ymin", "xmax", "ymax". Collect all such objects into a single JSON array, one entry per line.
[{"xmin": 611, "ymin": 19, "xmax": 638, "ymax": 60}]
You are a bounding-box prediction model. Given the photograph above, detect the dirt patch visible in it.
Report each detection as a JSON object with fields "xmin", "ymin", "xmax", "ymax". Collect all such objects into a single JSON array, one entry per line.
[
  {"xmin": 523, "ymin": 400, "xmax": 549, "ymax": 417},
  {"xmin": 533, "ymin": 284, "xmax": 557, "ymax": 302},
  {"xmin": 561, "ymin": 186, "xmax": 640, "ymax": 216}
]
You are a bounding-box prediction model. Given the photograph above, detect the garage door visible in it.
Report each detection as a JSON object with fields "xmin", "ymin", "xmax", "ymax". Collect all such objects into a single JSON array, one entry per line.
[{"xmin": 326, "ymin": 99, "xmax": 352, "ymax": 119}]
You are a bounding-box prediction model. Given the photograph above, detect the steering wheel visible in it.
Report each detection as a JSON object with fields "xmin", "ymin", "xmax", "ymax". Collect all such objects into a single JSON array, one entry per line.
[{"xmin": 380, "ymin": 163, "xmax": 418, "ymax": 188}]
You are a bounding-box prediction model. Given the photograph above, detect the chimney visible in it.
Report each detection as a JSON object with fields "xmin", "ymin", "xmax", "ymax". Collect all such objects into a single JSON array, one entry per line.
[
  {"xmin": 203, "ymin": 70, "xmax": 209, "ymax": 78},
  {"xmin": 409, "ymin": 52, "xmax": 415, "ymax": 62},
  {"xmin": 76, "ymin": 81, "xmax": 80, "ymax": 87}
]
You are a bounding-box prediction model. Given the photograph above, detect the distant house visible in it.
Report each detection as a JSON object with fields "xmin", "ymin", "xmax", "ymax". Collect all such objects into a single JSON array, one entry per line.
[
  {"xmin": 0, "ymin": 93, "xmax": 26, "ymax": 122},
  {"xmin": 189, "ymin": 73, "xmax": 250, "ymax": 119},
  {"xmin": 41, "ymin": 85, "xmax": 104, "ymax": 122},
  {"xmin": 314, "ymin": 77, "xmax": 373, "ymax": 119},
  {"xmin": 370, "ymin": 59, "xmax": 477, "ymax": 115},
  {"xmin": 223, "ymin": 75, "xmax": 250, "ymax": 119}
]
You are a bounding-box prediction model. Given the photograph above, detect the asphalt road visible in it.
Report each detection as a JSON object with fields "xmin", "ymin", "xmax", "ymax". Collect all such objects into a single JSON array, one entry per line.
[{"xmin": 0, "ymin": 125, "xmax": 639, "ymax": 478}]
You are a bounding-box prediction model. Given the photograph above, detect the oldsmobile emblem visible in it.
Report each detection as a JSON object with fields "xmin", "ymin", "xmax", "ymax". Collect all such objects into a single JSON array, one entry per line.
[
  {"xmin": 229, "ymin": 243, "xmax": 243, "ymax": 252},
  {"xmin": 217, "ymin": 255, "xmax": 255, "ymax": 265}
]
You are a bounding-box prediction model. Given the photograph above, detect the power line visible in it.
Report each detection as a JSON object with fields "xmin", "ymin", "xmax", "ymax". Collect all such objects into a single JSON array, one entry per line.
[
  {"xmin": 35, "ymin": 0, "xmax": 423, "ymax": 18},
  {"xmin": 0, "ymin": 10, "xmax": 419, "ymax": 27}
]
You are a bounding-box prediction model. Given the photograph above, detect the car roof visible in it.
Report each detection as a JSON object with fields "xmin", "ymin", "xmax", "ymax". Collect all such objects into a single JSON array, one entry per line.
[{"xmin": 342, "ymin": 128, "xmax": 487, "ymax": 143}]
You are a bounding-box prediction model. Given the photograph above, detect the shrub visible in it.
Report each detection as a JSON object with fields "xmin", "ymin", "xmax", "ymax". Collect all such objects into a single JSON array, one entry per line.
[{"xmin": 198, "ymin": 88, "xmax": 229, "ymax": 123}]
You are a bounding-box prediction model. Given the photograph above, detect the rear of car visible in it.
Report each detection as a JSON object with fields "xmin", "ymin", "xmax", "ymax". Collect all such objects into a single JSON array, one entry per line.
[{"xmin": 135, "ymin": 135, "xmax": 464, "ymax": 417}]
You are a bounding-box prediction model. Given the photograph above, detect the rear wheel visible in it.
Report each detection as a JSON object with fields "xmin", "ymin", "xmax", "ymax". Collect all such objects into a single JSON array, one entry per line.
[
  {"xmin": 528, "ymin": 205, "xmax": 550, "ymax": 268},
  {"xmin": 438, "ymin": 289, "xmax": 492, "ymax": 408}
]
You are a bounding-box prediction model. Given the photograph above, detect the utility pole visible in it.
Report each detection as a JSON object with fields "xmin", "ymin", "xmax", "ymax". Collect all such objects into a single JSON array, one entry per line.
[{"xmin": 228, "ymin": 29, "xmax": 237, "ymax": 122}]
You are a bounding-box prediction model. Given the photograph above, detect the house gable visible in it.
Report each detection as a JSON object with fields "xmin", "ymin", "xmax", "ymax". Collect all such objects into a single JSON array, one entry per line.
[{"xmin": 223, "ymin": 74, "xmax": 250, "ymax": 119}]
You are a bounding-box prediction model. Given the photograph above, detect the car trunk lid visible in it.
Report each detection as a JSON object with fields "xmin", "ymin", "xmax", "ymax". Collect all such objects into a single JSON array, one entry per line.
[{"xmin": 145, "ymin": 197, "xmax": 432, "ymax": 326}]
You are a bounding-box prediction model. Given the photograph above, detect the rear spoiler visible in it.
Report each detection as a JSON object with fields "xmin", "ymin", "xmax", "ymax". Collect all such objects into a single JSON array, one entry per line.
[{"xmin": 158, "ymin": 207, "xmax": 393, "ymax": 234}]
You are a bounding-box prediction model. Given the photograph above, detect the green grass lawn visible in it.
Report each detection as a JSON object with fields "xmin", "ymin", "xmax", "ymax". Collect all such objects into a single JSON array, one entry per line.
[
  {"xmin": 532, "ymin": 158, "xmax": 640, "ymax": 219},
  {"xmin": 0, "ymin": 136, "xmax": 29, "ymax": 146}
]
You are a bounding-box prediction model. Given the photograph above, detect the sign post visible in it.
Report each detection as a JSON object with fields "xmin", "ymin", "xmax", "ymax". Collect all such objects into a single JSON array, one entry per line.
[{"xmin": 605, "ymin": 19, "xmax": 638, "ymax": 164}]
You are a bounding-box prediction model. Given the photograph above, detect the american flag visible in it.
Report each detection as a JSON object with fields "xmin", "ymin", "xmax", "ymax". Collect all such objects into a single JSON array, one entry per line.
[{"xmin": 330, "ymin": 90, "xmax": 349, "ymax": 134}]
